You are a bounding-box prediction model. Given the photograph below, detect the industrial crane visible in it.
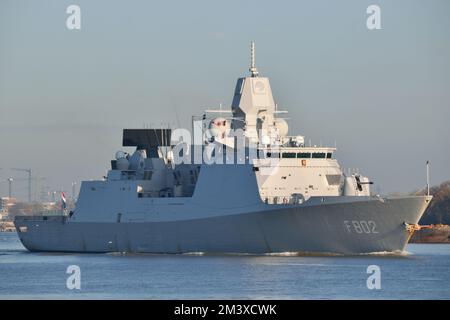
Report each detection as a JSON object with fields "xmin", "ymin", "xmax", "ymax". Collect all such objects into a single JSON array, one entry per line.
[{"xmin": 11, "ymin": 168, "xmax": 32, "ymax": 202}]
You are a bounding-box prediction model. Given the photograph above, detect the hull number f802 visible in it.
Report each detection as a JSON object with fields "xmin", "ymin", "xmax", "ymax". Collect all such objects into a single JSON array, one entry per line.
[{"xmin": 344, "ymin": 220, "xmax": 378, "ymax": 234}]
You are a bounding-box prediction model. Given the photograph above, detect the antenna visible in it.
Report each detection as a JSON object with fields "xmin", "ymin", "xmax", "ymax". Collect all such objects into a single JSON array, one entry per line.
[
  {"xmin": 72, "ymin": 182, "xmax": 77, "ymax": 201},
  {"xmin": 7, "ymin": 177, "xmax": 13, "ymax": 198},
  {"xmin": 426, "ymin": 160, "xmax": 430, "ymax": 196},
  {"xmin": 249, "ymin": 41, "xmax": 259, "ymax": 77}
]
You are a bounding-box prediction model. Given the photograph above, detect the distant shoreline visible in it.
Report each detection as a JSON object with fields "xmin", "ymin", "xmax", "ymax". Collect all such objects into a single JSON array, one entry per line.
[
  {"xmin": 410, "ymin": 224, "xmax": 450, "ymax": 243},
  {"xmin": 0, "ymin": 221, "xmax": 15, "ymax": 233}
]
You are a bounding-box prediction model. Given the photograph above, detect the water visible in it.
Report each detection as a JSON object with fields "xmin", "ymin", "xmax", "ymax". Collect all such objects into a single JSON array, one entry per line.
[{"xmin": 0, "ymin": 232, "xmax": 449, "ymax": 299}]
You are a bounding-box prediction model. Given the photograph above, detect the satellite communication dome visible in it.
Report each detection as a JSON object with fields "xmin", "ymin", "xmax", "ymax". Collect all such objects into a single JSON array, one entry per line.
[
  {"xmin": 274, "ymin": 118, "xmax": 289, "ymax": 137},
  {"xmin": 208, "ymin": 117, "xmax": 230, "ymax": 139},
  {"xmin": 129, "ymin": 150, "xmax": 146, "ymax": 171},
  {"xmin": 115, "ymin": 151, "xmax": 127, "ymax": 160},
  {"xmin": 291, "ymin": 136, "xmax": 305, "ymax": 147},
  {"xmin": 116, "ymin": 157, "xmax": 129, "ymax": 170}
]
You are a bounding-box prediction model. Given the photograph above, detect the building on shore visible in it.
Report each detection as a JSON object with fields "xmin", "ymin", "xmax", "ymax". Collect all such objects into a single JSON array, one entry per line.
[{"xmin": 1, "ymin": 197, "xmax": 17, "ymax": 215}]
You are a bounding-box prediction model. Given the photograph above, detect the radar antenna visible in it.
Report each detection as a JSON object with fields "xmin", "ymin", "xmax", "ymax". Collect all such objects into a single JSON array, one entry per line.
[{"xmin": 249, "ymin": 41, "xmax": 259, "ymax": 77}]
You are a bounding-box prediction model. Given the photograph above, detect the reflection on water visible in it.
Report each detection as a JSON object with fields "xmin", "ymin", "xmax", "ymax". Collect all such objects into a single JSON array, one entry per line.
[{"xmin": 0, "ymin": 232, "xmax": 449, "ymax": 299}]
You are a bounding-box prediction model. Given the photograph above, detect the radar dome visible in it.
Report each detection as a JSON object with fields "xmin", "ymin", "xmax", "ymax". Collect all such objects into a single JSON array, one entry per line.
[
  {"xmin": 129, "ymin": 150, "xmax": 146, "ymax": 171},
  {"xmin": 208, "ymin": 118, "xmax": 230, "ymax": 139},
  {"xmin": 116, "ymin": 158, "xmax": 129, "ymax": 170},
  {"xmin": 274, "ymin": 118, "xmax": 289, "ymax": 137},
  {"xmin": 115, "ymin": 151, "xmax": 127, "ymax": 160}
]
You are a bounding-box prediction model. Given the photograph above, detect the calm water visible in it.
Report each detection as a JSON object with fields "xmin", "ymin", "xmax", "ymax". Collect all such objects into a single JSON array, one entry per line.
[{"xmin": 0, "ymin": 232, "xmax": 449, "ymax": 299}]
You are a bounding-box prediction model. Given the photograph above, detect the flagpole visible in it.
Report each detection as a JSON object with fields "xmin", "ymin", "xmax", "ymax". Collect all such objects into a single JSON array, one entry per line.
[
  {"xmin": 61, "ymin": 191, "xmax": 68, "ymax": 216},
  {"xmin": 426, "ymin": 161, "xmax": 430, "ymax": 196}
]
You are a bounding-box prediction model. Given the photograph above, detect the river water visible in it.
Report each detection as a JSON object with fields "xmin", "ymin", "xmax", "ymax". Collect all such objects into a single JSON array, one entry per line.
[{"xmin": 0, "ymin": 232, "xmax": 449, "ymax": 299}]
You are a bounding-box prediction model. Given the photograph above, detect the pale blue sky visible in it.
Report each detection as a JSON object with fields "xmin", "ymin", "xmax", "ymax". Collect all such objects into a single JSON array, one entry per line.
[{"xmin": 1, "ymin": 0, "xmax": 449, "ymax": 200}]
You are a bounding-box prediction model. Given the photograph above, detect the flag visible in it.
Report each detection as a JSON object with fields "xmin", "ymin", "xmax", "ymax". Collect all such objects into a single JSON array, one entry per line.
[{"xmin": 61, "ymin": 192, "xmax": 67, "ymax": 209}]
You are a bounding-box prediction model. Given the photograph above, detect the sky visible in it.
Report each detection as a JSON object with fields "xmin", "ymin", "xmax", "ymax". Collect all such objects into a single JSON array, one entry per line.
[{"xmin": 1, "ymin": 0, "xmax": 449, "ymax": 201}]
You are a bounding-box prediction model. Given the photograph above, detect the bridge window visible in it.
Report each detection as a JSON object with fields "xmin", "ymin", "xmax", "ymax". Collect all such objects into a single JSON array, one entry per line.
[
  {"xmin": 312, "ymin": 153, "xmax": 326, "ymax": 158},
  {"xmin": 327, "ymin": 153, "xmax": 332, "ymax": 158},
  {"xmin": 282, "ymin": 153, "xmax": 296, "ymax": 158},
  {"xmin": 297, "ymin": 152, "xmax": 311, "ymax": 158},
  {"xmin": 266, "ymin": 152, "xmax": 280, "ymax": 158}
]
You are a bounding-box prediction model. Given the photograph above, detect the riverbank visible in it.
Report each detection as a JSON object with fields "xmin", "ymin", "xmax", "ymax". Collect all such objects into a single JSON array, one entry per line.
[
  {"xmin": 0, "ymin": 221, "xmax": 15, "ymax": 232},
  {"xmin": 410, "ymin": 224, "xmax": 450, "ymax": 243}
]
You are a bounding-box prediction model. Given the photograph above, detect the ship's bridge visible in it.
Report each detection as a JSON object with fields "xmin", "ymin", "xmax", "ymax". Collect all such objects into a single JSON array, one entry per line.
[{"xmin": 258, "ymin": 146, "xmax": 336, "ymax": 159}]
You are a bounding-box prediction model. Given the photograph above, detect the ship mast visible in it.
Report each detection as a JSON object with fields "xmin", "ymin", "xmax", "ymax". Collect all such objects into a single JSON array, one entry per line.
[{"xmin": 249, "ymin": 41, "xmax": 259, "ymax": 77}]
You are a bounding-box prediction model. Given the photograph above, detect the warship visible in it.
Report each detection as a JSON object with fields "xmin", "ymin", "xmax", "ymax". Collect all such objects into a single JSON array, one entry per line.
[{"xmin": 15, "ymin": 43, "xmax": 432, "ymax": 254}]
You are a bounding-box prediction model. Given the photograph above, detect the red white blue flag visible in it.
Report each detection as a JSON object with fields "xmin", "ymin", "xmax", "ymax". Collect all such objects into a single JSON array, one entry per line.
[{"xmin": 61, "ymin": 192, "xmax": 67, "ymax": 209}]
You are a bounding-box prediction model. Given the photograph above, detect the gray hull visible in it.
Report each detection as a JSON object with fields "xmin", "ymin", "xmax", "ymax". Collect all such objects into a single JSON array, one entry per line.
[{"xmin": 14, "ymin": 196, "xmax": 431, "ymax": 255}]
